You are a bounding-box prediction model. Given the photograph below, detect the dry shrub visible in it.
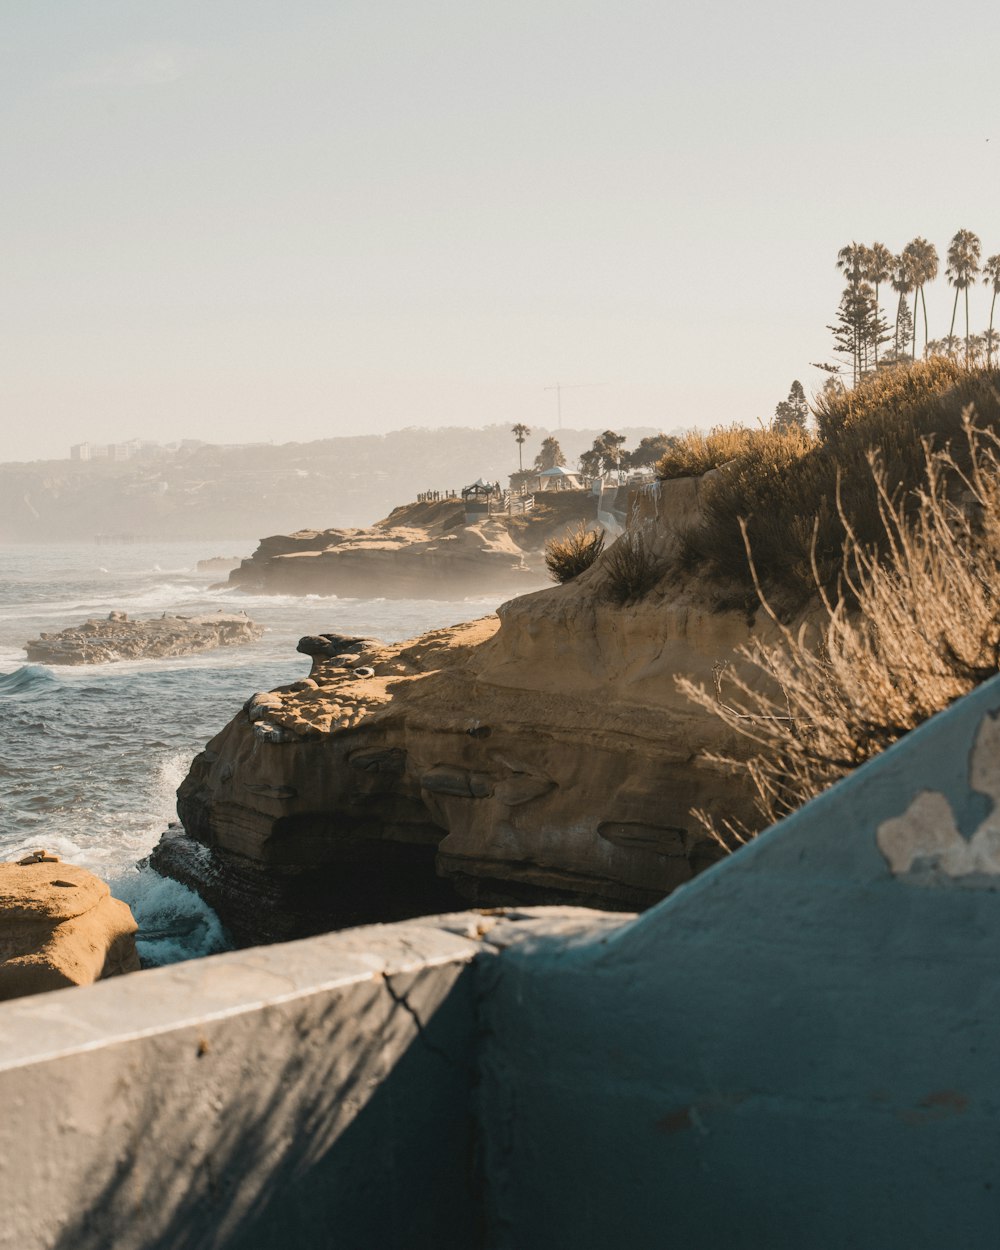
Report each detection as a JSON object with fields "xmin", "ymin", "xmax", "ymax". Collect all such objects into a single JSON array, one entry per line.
[
  {"xmin": 655, "ymin": 424, "xmax": 799, "ymax": 480},
  {"xmin": 813, "ymin": 355, "xmax": 971, "ymax": 440},
  {"xmin": 545, "ymin": 524, "xmax": 605, "ymax": 583},
  {"xmin": 603, "ymin": 529, "xmax": 661, "ymax": 603},
  {"xmin": 683, "ymin": 359, "xmax": 1000, "ymax": 602},
  {"xmin": 679, "ymin": 409, "xmax": 1000, "ymax": 851}
]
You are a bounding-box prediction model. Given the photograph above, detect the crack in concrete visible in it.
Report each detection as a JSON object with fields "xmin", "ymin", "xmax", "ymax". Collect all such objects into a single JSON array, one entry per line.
[{"xmin": 380, "ymin": 972, "xmax": 466, "ymax": 1072}]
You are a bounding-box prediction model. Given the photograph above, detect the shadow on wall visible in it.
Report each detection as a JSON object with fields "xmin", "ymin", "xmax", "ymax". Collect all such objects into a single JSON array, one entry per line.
[{"xmin": 47, "ymin": 966, "xmax": 483, "ymax": 1250}]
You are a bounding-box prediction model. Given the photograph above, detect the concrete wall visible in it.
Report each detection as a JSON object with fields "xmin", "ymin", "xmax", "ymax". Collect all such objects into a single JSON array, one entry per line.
[
  {"xmin": 0, "ymin": 915, "xmax": 492, "ymax": 1250},
  {"xmin": 478, "ymin": 673, "xmax": 1000, "ymax": 1249},
  {"xmin": 6, "ymin": 676, "xmax": 1000, "ymax": 1247}
]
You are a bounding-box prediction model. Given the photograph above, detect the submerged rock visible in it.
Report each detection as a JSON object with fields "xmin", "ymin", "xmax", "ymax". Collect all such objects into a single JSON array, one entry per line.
[
  {"xmin": 25, "ymin": 610, "xmax": 263, "ymax": 665},
  {"xmin": 0, "ymin": 856, "xmax": 140, "ymax": 1000}
]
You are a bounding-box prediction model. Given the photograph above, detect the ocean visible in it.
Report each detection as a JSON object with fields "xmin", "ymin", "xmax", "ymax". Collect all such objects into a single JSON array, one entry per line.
[{"xmin": 0, "ymin": 541, "xmax": 498, "ymax": 966}]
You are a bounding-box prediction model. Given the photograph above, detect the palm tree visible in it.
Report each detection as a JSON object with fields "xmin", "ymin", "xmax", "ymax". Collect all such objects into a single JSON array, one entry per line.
[
  {"xmin": 511, "ymin": 423, "xmax": 530, "ymax": 472},
  {"xmin": 890, "ymin": 251, "xmax": 916, "ymax": 359},
  {"xmin": 983, "ymin": 254, "xmax": 1000, "ymax": 364},
  {"xmin": 864, "ymin": 243, "xmax": 893, "ymax": 367},
  {"xmin": 902, "ymin": 237, "xmax": 939, "ymax": 358},
  {"xmin": 946, "ymin": 229, "xmax": 982, "ymax": 361}
]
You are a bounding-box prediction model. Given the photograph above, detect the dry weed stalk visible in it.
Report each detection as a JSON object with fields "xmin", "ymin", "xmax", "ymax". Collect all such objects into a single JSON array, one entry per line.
[{"xmin": 680, "ymin": 407, "xmax": 1000, "ymax": 852}]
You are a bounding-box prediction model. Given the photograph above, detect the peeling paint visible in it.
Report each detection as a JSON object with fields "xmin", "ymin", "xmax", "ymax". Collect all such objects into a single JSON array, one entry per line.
[{"xmin": 877, "ymin": 711, "xmax": 1000, "ymax": 880}]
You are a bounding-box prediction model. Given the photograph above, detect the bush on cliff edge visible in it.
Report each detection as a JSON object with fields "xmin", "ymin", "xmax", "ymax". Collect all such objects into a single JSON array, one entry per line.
[
  {"xmin": 544, "ymin": 524, "xmax": 605, "ymax": 583},
  {"xmin": 680, "ymin": 409, "xmax": 1000, "ymax": 851},
  {"xmin": 678, "ymin": 359, "xmax": 1000, "ymax": 603}
]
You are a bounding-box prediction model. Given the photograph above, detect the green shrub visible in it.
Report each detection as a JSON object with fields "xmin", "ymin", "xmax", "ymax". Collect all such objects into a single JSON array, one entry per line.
[{"xmin": 544, "ymin": 524, "xmax": 605, "ymax": 583}]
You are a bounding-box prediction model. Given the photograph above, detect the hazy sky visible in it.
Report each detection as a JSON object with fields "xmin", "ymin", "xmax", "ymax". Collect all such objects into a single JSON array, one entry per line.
[{"xmin": 3, "ymin": 0, "xmax": 1000, "ymax": 462}]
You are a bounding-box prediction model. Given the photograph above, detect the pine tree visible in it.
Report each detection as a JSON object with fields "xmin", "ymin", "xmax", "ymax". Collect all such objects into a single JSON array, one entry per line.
[
  {"xmin": 773, "ymin": 380, "xmax": 809, "ymax": 432},
  {"xmin": 893, "ymin": 301, "xmax": 914, "ymax": 361}
]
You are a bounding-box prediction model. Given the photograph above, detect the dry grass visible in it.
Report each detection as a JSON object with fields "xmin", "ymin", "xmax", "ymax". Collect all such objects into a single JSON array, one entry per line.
[
  {"xmin": 682, "ymin": 359, "xmax": 1000, "ymax": 602},
  {"xmin": 655, "ymin": 424, "xmax": 807, "ymax": 480},
  {"xmin": 603, "ymin": 529, "xmax": 662, "ymax": 603},
  {"xmin": 544, "ymin": 524, "xmax": 605, "ymax": 583},
  {"xmin": 679, "ymin": 409, "xmax": 1000, "ymax": 851}
]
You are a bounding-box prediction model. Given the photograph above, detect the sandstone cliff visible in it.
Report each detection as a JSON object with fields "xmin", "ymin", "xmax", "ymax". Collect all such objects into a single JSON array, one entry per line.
[
  {"xmin": 25, "ymin": 610, "xmax": 262, "ymax": 665},
  {"xmin": 225, "ymin": 494, "xmax": 599, "ymax": 599},
  {"xmin": 0, "ymin": 854, "xmax": 140, "ymax": 1000},
  {"xmin": 155, "ymin": 474, "xmax": 762, "ymax": 946}
]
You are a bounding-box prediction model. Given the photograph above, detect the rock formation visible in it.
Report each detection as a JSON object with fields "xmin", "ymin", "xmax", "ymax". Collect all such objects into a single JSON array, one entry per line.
[
  {"xmin": 154, "ymin": 474, "xmax": 765, "ymax": 946},
  {"xmin": 25, "ymin": 610, "xmax": 262, "ymax": 665},
  {"xmin": 196, "ymin": 555, "xmax": 243, "ymax": 574},
  {"xmin": 225, "ymin": 493, "xmax": 601, "ymax": 598},
  {"xmin": 0, "ymin": 853, "xmax": 140, "ymax": 1000}
]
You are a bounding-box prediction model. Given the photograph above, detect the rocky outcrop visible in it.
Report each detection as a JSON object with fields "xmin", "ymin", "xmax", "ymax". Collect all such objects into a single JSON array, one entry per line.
[
  {"xmin": 196, "ymin": 555, "xmax": 243, "ymax": 574},
  {"xmin": 25, "ymin": 610, "xmax": 262, "ymax": 665},
  {"xmin": 155, "ymin": 474, "xmax": 765, "ymax": 946},
  {"xmin": 225, "ymin": 494, "xmax": 600, "ymax": 598},
  {"xmin": 0, "ymin": 853, "xmax": 140, "ymax": 1000}
]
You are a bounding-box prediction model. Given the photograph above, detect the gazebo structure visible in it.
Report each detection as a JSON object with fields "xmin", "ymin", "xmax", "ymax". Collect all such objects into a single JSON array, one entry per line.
[
  {"xmin": 529, "ymin": 465, "xmax": 585, "ymax": 492},
  {"xmin": 461, "ymin": 478, "xmax": 502, "ymax": 522}
]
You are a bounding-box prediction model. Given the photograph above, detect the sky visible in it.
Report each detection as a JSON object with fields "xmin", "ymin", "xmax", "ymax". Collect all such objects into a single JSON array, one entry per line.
[{"xmin": 3, "ymin": 0, "xmax": 1000, "ymax": 462}]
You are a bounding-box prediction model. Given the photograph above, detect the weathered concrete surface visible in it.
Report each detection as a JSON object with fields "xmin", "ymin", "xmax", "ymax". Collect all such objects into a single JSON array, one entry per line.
[
  {"xmin": 161, "ymin": 474, "xmax": 758, "ymax": 942},
  {"xmin": 477, "ymin": 673, "xmax": 1000, "ymax": 1249},
  {"xmin": 0, "ymin": 910, "xmax": 546, "ymax": 1250},
  {"xmin": 0, "ymin": 857, "xmax": 139, "ymax": 1000},
  {"xmin": 25, "ymin": 610, "xmax": 262, "ymax": 664}
]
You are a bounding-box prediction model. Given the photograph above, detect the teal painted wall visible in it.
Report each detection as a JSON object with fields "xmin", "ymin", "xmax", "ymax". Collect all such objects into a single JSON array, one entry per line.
[{"xmin": 479, "ymin": 674, "xmax": 1000, "ymax": 1249}]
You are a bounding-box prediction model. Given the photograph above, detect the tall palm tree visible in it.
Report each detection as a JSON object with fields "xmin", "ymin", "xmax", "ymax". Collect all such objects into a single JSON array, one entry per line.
[
  {"xmin": 902, "ymin": 237, "xmax": 939, "ymax": 358},
  {"xmin": 983, "ymin": 254, "xmax": 1000, "ymax": 365},
  {"xmin": 864, "ymin": 243, "xmax": 893, "ymax": 367},
  {"xmin": 890, "ymin": 251, "xmax": 916, "ymax": 359},
  {"xmin": 511, "ymin": 423, "xmax": 530, "ymax": 472},
  {"xmin": 946, "ymin": 229, "xmax": 982, "ymax": 361}
]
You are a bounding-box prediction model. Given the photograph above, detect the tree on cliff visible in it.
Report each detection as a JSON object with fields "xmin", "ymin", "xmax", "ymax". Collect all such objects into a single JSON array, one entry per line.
[
  {"xmin": 579, "ymin": 430, "xmax": 627, "ymax": 477},
  {"xmin": 772, "ymin": 381, "xmax": 809, "ymax": 433},
  {"xmin": 533, "ymin": 436, "xmax": 566, "ymax": 471},
  {"xmin": 511, "ymin": 423, "xmax": 531, "ymax": 471},
  {"xmin": 864, "ymin": 242, "xmax": 894, "ymax": 369},
  {"xmin": 626, "ymin": 434, "xmax": 675, "ymax": 469},
  {"xmin": 945, "ymin": 228, "xmax": 982, "ymax": 361},
  {"xmin": 902, "ymin": 236, "xmax": 939, "ymax": 358}
]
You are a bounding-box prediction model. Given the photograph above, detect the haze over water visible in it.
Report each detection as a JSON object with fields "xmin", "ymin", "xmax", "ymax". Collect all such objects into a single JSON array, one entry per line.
[{"xmin": 0, "ymin": 540, "xmax": 496, "ymax": 964}]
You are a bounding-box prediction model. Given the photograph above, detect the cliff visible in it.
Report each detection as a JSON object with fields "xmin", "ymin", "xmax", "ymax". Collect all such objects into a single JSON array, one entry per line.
[
  {"xmin": 154, "ymin": 474, "xmax": 762, "ymax": 945},
  {"xmin": 226, "ymin": 493, "xmax": 599, "ymax": 598}
]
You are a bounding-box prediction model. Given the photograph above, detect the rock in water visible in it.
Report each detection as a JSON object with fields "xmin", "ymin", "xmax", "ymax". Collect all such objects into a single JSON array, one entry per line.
[
  {"xmin": 0, "ymin": 858, "xmax": 140, "ymax": 1000},
  {"xmin": 24, "ymin": 611, "xmax": 263, "ymax": 665}
]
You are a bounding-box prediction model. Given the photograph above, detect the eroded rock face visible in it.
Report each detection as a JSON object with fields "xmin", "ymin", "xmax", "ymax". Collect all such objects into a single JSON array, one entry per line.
[
  {"xmin": 227, "ymin": 519, "xmax": 546, "ymax": 599},
  {"xmin": 0, "ymin": 855, "xmax": 140, "ymax": 1000},
  {"xmin": 157, "ymin": 476, "xmax": 765, "ymax": 945},
  {"xmin": 25, "ymin": 611, "xmax": 263, "ymax": 665}
]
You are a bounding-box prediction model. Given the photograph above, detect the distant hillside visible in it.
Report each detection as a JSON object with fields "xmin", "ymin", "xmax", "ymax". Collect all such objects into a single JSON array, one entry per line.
[{"xmin": 0, "ymin": 424, "xmax": 659, "ymax": 542}]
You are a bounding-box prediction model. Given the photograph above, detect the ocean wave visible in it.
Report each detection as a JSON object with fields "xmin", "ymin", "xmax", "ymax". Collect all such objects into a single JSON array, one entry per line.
[
  {"xmin": 111, "ymin": 867, "xmax": 231, "ymax": 967},
  {"xmin": 0, "ymin": 665, "xmax": 58, "ymax": 697}
]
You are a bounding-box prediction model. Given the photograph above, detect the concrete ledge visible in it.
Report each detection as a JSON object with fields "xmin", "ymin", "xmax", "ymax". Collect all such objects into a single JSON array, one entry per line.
[{"xmin": 0, "ymin": 906, "xmax": 620, "ymax": 1250}]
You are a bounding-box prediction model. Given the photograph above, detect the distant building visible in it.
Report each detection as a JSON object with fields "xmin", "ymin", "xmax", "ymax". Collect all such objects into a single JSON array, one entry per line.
[{"xmin": 70, "ymin": 443, "xmax": 91, "ymax": 461}]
